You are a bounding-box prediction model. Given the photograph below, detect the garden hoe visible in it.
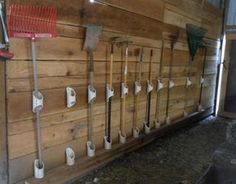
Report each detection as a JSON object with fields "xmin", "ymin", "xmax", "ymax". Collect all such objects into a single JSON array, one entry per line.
[
  {"xmin": 144, "ymin": 49, "xmax": 154, "ymax": 134},
  {"xmin": 8, "ymin": 4, "xmax": 57, "ymax": 179},
  {"xmin": 154, "ymin": 38, "xmax": 164, "ymax": 129},
  {"xmin": 165, "ymin": 32, "xmax": 179, "ymax": 125},
  {"xmin": 104, "ymin": 37, "xmax": 119, "ymax": 150},
  {"xmin": 0, "ymin": 1, "xmax": 13, "ymax": 60},
  {"xmin": 184, "ymin": 24, "xmax": 206, "ymax": 117},
  {"xmin": 119, "ymin": 40, "xmax": 131, "ymax": 144},
  {"xmin": 133, "ymin": 47, "xmax": 144, "ymax": 138},
  {"xmin": 84, "ymin": 25, "xmax": 102, "ymax": 157}
]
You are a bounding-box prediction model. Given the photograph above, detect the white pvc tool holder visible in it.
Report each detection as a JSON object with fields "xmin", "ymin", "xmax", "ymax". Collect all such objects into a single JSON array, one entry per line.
[
  {"xmin": 88, "ymin": 85, "xmax": 96, "ymax": 103},
  {"xmin": 66, "ymin": 87, "xmax": 76, "ymax": 108},
  {"xmin": 200, "ymin": 77, "xmax": 205, "ymax": 85},
  {"xmin": 169, "ymin": 80, "xmax": 175, "ymax": 89},
  {"xmin": 166, "ymin": 117, "xmax": 171, "ymax": 125},
  {"xmin": 144, "ymin": 122, "xmax": 151, "ymax": 134},
  {"xmin": 87, "ymin": 141, "xmax": 95, "ymax": 157},
  {"xmin": 134, "ymin": 81, "xmax": 142, "ymax": 95},
  {"xmin": 34, "ymin": 159, "xmax": 44, "ymax": 179},
  {"xmin": 198, "ymin": 105, "xmax": 204, "ymax": 112},
  {"xmin": 66, "ymin": 147, "xmax": 75, "ymax": 166},
  {"xmin": 32, "ymin": 91, "xmax": 43, "ymax": 113},
  {"xmin": 121, "ymin": 83, "xmax": 128, "ymax": 98},
  {"xmin": 146, "ymin": 80, "xmax": 153, "ymax": 94},
  {"xmin": 157, "ymin": 79, "xmax": 164, "ymax": 91},
  {"xmin": 104, "ymin": 136, "xmax": 112, "ymax": 150},
  {"xmin": 155, "ymin": 121, "xmax": 161, "ymax": 129},
  {"xmin": 186, "ymin": 77, "xmax": 192, "ymax": 87},
  {"xmin": 106, "ymin": 84, "xmax": 114, "ymax": 102},
  {"xmin": 133, "ymin": 127, "xmax": 140, "ymax": 138},
  {"xmin": 119, "ymin": 130, "xmax": 126, "ymax": 144},
  {"xmin": 184, "ymin": 111, "xmax": 188, "ymax": 117}
]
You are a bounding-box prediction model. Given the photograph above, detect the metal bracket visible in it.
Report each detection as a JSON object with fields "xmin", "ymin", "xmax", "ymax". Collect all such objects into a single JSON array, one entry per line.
[
  {"xmin": 121, "ymin": 83, "xmax": 128, "ymax": 98},
  {"xmin": 88, "ymin": 85, "xmax": 96, "ymax": 103},
  {"xmin": 147, "ymin": 80, "xmax": 153, "ymax": 94},
  {"xmin": 106, "ymin": 84, "xmax": 114, "ymax": 102},
  {"xmin": 32, "ymin": 91, "xmax": 43, "ymax": 113},
  {"xmin": 157, "ymin": 79, "xmax": 164, "ymax": 91},
  {"xmin": 134, "ymin": 81, "xmax": 141, "ymax": 95}
]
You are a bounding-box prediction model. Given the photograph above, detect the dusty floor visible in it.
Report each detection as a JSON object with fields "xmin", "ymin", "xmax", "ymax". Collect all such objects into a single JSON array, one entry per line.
[{"xmin": 76, "ymin": 116, "xmax": 234, "ymax": 184}]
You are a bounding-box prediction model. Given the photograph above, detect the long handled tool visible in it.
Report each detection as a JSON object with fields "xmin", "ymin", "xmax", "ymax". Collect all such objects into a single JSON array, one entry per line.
[
  {"xmin": 165, "ymin": 33, "xmax": 179, "ymax": 125},
  {"xmin": 133, "ymin": 47, "xmax": 144, "ymax": 138},
  {"xmin": 184, "ymin": 24, "xmax": 206, "ymax": 117},
  {"xmin": 0, "ymin": 2, "xmax": 13, "ymax": 59},
  {"xmin": 84, "ymin": 25, "xmax": 102, "ymax": 157},
  {"xmin": 154, "ymin": 38, "xmax": 164, "ymax": 128},
  {"xmin": 144, "ymin": 49, "xmax": 154, "ymax": 134},
  {"xmin": 104, "ymin": 37, "xmax": 117, "ymax": 150},
  {"xmin": 119, "ymin": 41, "xmax": 131, "ymax": 144},
  {"xmin": 8, "ymin": 4, "xmax": 57, "ymax": 179},
  {"xmin": 198, "ymin": 42, "xmax": 208, "ymax": 112}
]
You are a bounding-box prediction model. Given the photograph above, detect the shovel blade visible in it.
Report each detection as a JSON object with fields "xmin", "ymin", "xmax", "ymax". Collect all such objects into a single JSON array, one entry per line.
[{"xmin": 84, "ymin": 25, "xmax": 102, "ymax": 52}]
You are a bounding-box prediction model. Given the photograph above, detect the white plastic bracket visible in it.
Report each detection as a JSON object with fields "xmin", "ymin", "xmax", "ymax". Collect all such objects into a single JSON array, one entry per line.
[
  {"xmin": 34, "ymin": 159, "xmax": 44, "ymax": 179},
  {"xmin": 186, "ymin": 77, "xmax": 192, "ymax": 87},
  {"xmin": 166, "ymin": 116, "xmax": 171, "ymax": 125},
  {"xmin": 169, "ymin": 80, "xmax": 175, "ymax": 89},
  {"xmin": 157, "ymin": 79, "xmax": 164, "ymax": 91},
  {"xmin": 121, "ymin": 83, "xmax": 128, "ymax": 98},
  {"xmin": 184, "ymin": 111, "xmax": 188, "ymax": 117},
  {"xmin": 66, "ymin": 87, "xmax": 76, "ymax": 108},
  {"xmin": 147, "ymin": 80, "xmax": 153, "ymax": 94},
  {"xmin": 144, "ymin": 122, "xmax": 151, "ymax": 134},
  {"xmin": 198, "ymin": 105, "xmax": 204, "ymax": 112},
  {"xmin": 134, "ymin": 81, "xmax": 142, "ymax": 95},
  {"xmin": 88, "ymin": 85, "xmax": 96, "ymax": 103},
  {"xmin": 106, "ymin": 84, "xmax": 114, "ymax": 102},
  {"xmin": 87, "ymin": 141, "xmax": 96, "ymax": 157},
  {"xmin": 119, "ymin": 130, "xmax": 126, "ymax": 144},
  {"xmin": 155, "ymin": 120, "xmax": 161, "ymax": 129},
  {"xmin": 133, "ymin": 127, "xmax": 140, "ymax": 138},
  {"xmin": 200, "ymin": 77, "xmax": 205, "ymax": 85},
  {"xmin": 104, "ymin": 136, "xmax": 112, "ymax": 150},
  {"xmin": 32, "ymin": 91, "xmax": 43, "ymax": 113},
  {"xmin": 66, "ymin": 147, "xmax": 75, "ymax": 166}
]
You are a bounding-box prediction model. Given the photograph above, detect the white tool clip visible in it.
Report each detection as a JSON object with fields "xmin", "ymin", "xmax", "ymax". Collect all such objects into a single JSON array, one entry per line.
[
  {"xmin": 87, "ymin": 141, "xmax": 95, "ymax": 157},
  {"xmin": 155, "ymin": 120, "xmax": 161, "ymax": 129},
  {"xmin": 166, "ymin": 117, "xmax": 171, "ymax": 125},
  {"xmin": 106, "ymin": 84, "xmax": 114, "ymax": 102},
  {"xmin": 144, "ymin": 122, "xmax": 151, "ymax": 134},
  {"xmin": 121, "ymin": 83, "xmax": 128, "ymax": 98},
  {"xmin": 119, "ymin": 131, "xmax": 126, "ymax": 144},
  {"xmin": 157, "ymin": 79, "xmax": 164, "ymax": 91},
  {"xmin": 133, "ymin": 127, "xmax": 140, "ymax": 138},
  {"xmin": 169, "ymin": 80, "xmax": 175, "ymax": 89},
  {"xmin": 66, "ymin": 147, "xmax": 75, "ymax": 166},
  {"xmin": 32, "ymin": 91, "xmax": 43, "ymax": 113},
  {"xmin": 198, "ymin": 105, "xmax": 204, "ymax": 112},
  {"xmin": 147, "ymin": 80, "xmax": 153, "ymax": 94},
  {"xmin": 34, "ymin": 159, "xmax": 44, "ymax": 179},
  {"xmin": 104, "ymin": 136, "xmax": 112, "ymax": 150},
  {"xmin": 134, "ymin": 81, "xmax": 142, "ymax": 95},
  {"xmin": 186, "ymin": 77, "xmax": 192, "ymax": 87},
  {"xmin": 184, "ymin": 111, "xmax": 188, "ymax": 117},
  {"xmin": 88, "ymin": 85, "xmax": 96, "ymax": 103},
  {"xmin": 66, "ymin": 87, "xmax": 76, "ymax": 108},
  {"xmin": 200, "ymin": 77, "xmax": 205, "ymax": 85}
]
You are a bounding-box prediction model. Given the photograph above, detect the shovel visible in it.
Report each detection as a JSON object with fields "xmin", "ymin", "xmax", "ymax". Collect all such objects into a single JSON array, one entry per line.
[{"xmin": 84, "ymin": 25, "xmax": 102, "ymax": 157}]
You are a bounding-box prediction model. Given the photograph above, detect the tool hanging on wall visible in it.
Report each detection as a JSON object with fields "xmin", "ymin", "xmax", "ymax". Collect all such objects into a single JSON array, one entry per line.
[
  {"xmin": 154, "ymin": 38, "xmax": 164, "ymax": 129},
  {"xmin": 133, "ymin": 47, "xmax": 144, "ymax": 138},
  {"xmin": 7, "ymin": 4, "xmax": 57, "ymax": 179},
  {"xmin": 184, "ymin": 24, "xmax": 206, "ymax": 117},
  {"xmin": 104, "ymin": 37, "xmax": 118, "ymax": 150},
  {"xmin": 84, "ymin": 25, "xmax": 102, "ymax": 157},
  {"xmin": 144, "ymin": 49, "xmax": 154, "ymax": 134},
  {"xmin": 119, "ymin": 40, "xmax": 131, "ymax": 144},
  {"xmin": 165, "ymin": 33, "xmax": 179, "ymax": 125},
  {"xmin": 198, "ymin": 42, "xmax": 208, "ymax": 112},
  {"xmin": 0, "ymin": 2, "xmax": 13, "ymax": 59}
]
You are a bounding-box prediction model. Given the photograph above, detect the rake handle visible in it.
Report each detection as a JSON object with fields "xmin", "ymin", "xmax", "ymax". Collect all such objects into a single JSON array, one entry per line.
[
  {"xmin": 199, "ymin": 47, "xmax": 207, "ymax": 105},
  {"xmin": 31, "ymin": 40, "xmax": 43, "ymax": 168}
]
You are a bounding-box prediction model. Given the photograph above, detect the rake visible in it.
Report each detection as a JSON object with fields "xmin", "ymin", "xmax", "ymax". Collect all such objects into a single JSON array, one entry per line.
[
  {"xmin": 8, "ymin": 4, "xmax": 57, "ymax": 179},
  {"xmin": 184, "ymin": 24, "xmax": 206, "ymax": 117}
]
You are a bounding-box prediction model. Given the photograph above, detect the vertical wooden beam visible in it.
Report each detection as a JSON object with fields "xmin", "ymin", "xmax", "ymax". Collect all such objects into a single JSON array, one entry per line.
[{"xmin": 0, "ymin": 0, "xmax": 8, "ymax": 183}]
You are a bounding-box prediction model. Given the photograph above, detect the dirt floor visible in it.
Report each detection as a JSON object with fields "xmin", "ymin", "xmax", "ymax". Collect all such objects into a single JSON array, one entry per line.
[{"xmin": 75, "ymin": 116, "xmax": 234, "ymax": 184}]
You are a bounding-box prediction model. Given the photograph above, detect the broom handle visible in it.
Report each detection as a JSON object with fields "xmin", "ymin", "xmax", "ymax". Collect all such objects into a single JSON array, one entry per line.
[
  {"xmin": 88, "ymin": 52, "xmax": 94, "ymax": 144},
  {"xmin": 32, "ymin": 40, "xmax": 43, "ymax": 168},
  {"xmin": 121, "ymin": 45, "xmax": 128, "ymax": 136},
  {"xmin": 147, "ymin": 50, "xmax": 153, "ymax": 126},
  {"xmin": 199, "ymin": 47, "xmax": 207, "ymax": 105}
]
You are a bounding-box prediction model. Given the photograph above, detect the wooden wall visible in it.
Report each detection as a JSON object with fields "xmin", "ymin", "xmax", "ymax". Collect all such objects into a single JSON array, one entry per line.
[{"xmin": 5, "ymin": 0, "xmax": 222, "ymax": 183}]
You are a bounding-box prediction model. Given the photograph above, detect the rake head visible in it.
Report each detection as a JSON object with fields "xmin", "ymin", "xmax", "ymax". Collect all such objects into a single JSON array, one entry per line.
[{"xmin": 7, "ymin": 4, "xmax": 57, "ymax": 39}]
